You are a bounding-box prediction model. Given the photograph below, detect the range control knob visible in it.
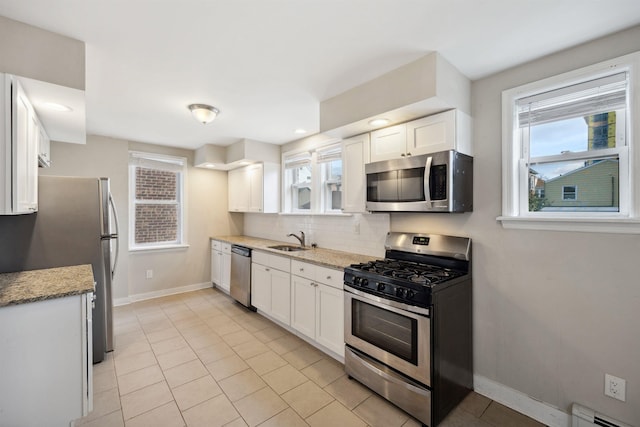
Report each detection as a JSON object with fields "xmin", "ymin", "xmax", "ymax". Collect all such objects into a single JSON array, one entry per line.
[
  {"xmin": 395, "ymin": 287, "xmax": 406, "ymax": 298},
  {"xmin": 361, "ymin": 279, "xmax": 369, "ymax": 287},
  {"xmin": 406, "ymin": 289, "xmax": 415, "ymax": 300},
  {"xmin": 353, "ymin": 277, "xmax": 361, "ymax": 286},
  {"xmin": 377, "ymin": 283, "xmax": 386, "ymax": 292}
]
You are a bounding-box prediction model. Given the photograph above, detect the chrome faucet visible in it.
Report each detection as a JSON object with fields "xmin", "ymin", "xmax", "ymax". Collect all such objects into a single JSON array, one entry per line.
[{"xmin": 287, "ymin": 231, "xmax": 305, "ymax": 248}]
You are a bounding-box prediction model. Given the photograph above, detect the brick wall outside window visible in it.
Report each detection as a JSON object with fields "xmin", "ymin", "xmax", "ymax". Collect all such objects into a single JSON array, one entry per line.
[{"xmin": 134, "ymin": 166, "xmax": 180, "ymax": 244}]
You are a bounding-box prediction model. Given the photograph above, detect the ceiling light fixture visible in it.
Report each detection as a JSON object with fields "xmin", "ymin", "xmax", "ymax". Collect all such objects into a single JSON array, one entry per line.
[
  {"xmin": 368, "ymin": 118, "xmax": 390, "ymax": 127},
  {"xmin": 188, "ymin": 104, "xmax": 220, "ymax": 124},
  {"xmin": 294, "ymin": 128, "xmax": 307, "ymax": 135}
]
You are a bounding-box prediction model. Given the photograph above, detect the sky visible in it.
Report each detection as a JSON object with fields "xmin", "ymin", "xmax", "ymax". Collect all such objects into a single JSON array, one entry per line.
[{"xmin": 529, "ymin": 117, "xmax": 588, "ymax": 179}]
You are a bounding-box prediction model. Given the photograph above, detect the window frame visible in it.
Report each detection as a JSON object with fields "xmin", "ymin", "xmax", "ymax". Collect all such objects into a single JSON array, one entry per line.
[
  {"xmin": 499, "ymin": 51, "xmax": 640, "ymax": 234},
  {"xmin": 128, "ymin": 151, "xmax": 188, "ymax": 251}
]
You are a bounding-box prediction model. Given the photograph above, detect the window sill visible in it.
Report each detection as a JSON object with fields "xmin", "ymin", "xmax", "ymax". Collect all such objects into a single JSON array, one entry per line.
[
  {"xmin": 497, "ymin": 216, "xmax": 640, "ymax": 234},
  {"xmin": 129, "ymin": 244, "xmax": 190, "ymax": 253}
]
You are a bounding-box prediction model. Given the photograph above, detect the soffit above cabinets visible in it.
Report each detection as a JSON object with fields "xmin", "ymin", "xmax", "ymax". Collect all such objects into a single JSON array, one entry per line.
[
  {"xmin": 195, "ymin": 139, "xmax": 280, "ymax": 170},
  {"xmin": 319, "ymin": 52, "xmax": 471, "ymax": 140},
  {"xmin": 19, "ymin": 76, "xmax": 86, "ymax": 144}
]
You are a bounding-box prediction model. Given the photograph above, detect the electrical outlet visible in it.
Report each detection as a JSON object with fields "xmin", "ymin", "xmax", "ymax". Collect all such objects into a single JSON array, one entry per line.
[
  {"xmin": 604, "ymin": 373, "xmax": 626, "ymax": 401},
  {"xmin": 146, "ymin": 269, "xmax": 153, "ymax": 279}
]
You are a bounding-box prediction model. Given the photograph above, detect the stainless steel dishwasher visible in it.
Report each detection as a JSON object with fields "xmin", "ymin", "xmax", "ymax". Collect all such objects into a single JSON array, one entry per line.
[{"xmin": 229, "ymin": 245, "xmax": 255, "ymax": 310}]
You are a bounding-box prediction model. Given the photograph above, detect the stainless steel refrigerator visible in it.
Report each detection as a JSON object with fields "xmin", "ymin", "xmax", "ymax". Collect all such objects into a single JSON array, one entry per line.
[{"xmin": 0, "ymin": 176, "xmax": 120, "ymax": 363}]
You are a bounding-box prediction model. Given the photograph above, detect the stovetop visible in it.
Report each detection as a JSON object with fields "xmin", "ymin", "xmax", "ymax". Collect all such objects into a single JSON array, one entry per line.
[{"xmin": 343, "ymin": 232, "xmax": 472, "ymax": 308}]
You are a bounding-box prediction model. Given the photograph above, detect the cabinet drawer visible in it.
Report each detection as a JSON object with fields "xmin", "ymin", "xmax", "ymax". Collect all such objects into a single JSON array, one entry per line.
[
  {"xmin": 315, "ymin": 265, "xmax": 343, "ymax": 290},
  {"xmin": 254, "ymin": 251, "xmax": 291, "ymax": 272},
  {"xmin": 221, "ymin": 243, "xmax": 232, "ymax": 254},
  {"xmin": 291, "ymin": 260, "xmax": 315, "ymax": 280},
  {"xmin": 211, "ymin": 240, "xmax": 222, "ymax": 250},
  {"xmin": 267, "ymin": 254, "xmax": 290, "ymax": 272}
]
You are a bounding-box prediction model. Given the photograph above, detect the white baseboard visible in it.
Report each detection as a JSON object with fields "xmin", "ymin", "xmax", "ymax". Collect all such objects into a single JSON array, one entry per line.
[
  {"xmin": 474, "ymin": 374, "xmax": 571, "ymax": 427},
  {"xmin": 113, "ymin": 282, "xmax": 212, "ymax": 306}
]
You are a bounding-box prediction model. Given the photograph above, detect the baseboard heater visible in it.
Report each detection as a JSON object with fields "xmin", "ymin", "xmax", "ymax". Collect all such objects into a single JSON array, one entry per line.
[{"xmin": 572, "ymin": 403, "xmax": 631, "ymax": 427}]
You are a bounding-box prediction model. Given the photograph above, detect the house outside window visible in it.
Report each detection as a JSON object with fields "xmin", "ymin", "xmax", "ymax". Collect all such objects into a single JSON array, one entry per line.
[
  {"xmin": 129, "ymin": 151, "xmax": 187, "ymax": 250},
  {"xmin": 499, "ymin": 51, "xmax": 640, "ymax": 232}
]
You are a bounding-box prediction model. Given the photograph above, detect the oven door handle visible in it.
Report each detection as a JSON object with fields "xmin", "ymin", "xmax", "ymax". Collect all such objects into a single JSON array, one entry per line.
[{"xmin": 344, "ymin": 285, "xmax": 430, "ymax": 316}]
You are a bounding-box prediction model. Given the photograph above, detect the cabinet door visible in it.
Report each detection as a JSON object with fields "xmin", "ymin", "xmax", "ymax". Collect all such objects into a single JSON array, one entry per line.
[
  {"xmin": 13, "ymin": 82, "xmax": 38, "ymax": 213},
  {"xmin": 220, "ymin": 252, "xmax": 231, "ymax": 292},
  {"xmin": 248, "ymin": 164, "xmax": 264, "ymax": 212},
  {"xmin": 251, "ymin": 263, "xmax": 271, "ymax": 312},
  {"xmin": 342, "ymin": 134, "xmax": 369, "ymax": 213},
  {"xmin": 228, "ymin": 168, "xmax": 249, "ymax": 212},
  {"xmin": 407, "ymin": 110, "xmax": 456, "ymax": 156},
  {"xmin": 211, "ymin": 249, "xmax": 222, "ymax": 286},
  {"xmin": 290, "ymin": 275, "xmax": 316, "ymax": 339},
  {"xmin": 369, "ymin": 123, "xmax": 407, "ymax": 162},
  {"xmin": 315, "ymin": 283, "xmax": 345, "ymax": 356},
  {"xmin": 270, "ymin": 268, "xmax": 291, "ymax": 325}
]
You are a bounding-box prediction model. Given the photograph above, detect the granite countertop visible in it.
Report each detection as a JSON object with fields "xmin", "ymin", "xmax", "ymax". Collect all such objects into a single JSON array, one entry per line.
[
  {"xmin": 211, "ymin": 235, "xmax": 378, "ymax": 269},
  {"xmin": 0, "ymin": 264, "xmax": 95, "ymax": 308}
]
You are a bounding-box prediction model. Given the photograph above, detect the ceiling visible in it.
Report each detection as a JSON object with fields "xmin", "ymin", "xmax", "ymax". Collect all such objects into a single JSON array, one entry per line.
[{"xmin": 1, "ymin": 0, "xmax": 640, "ymax": 150}]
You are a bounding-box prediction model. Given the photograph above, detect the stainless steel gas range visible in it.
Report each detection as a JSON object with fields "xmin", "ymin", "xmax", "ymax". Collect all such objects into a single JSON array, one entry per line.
[{"xmin": 344, "ymin": 232, "xmax": 472, "ymax": 427}]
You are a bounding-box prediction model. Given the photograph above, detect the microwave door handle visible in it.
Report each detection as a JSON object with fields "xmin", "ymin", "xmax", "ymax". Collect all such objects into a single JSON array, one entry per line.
[{"xmin": 424, "ymin": 156, "xmax": 433, "ymax": 205}]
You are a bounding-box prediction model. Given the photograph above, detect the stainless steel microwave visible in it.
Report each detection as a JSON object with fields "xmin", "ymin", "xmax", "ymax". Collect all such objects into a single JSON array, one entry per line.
[{"xmin": 365, "ymin": 150, "xmax": 473, "ymax": 212}]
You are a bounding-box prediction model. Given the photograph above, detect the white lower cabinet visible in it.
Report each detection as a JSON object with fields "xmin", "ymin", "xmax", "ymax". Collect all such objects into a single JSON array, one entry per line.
[
  {"xmin": 315, "ymin": 283, "xmax": 344, "ymax": 355},
  {"xmin": 290, "ymin": 275, "xmax": 317, "ymax": 339},
  {"xmin": 211, "ymin": 240, "xmax": 231, "ymax": 293},
  {"xmin": 290, "ymin": 260, "xmax": 345, "ymax": 357},
  {"xmin": 251, "ymin": 251, "xmax": 291, "ymax": 324},
  {"xmin": 0, "ymin": 293, "xmax": 92, "ymax": 426}
]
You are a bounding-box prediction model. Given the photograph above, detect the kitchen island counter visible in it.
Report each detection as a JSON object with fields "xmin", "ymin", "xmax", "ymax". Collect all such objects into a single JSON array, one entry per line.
[
  {"xmin": 211, "ymin": 235, "xmax": 377, "ymax": 269},
  {"xmin": 0, "ymin": 264, "xmax": 94, "ymax": 307}
]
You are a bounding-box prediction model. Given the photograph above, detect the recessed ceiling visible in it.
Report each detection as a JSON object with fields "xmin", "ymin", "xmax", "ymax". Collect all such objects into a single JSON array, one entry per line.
[{"xmin": 1, "ymin": 0, "xmax": 639, "ymax": 150}]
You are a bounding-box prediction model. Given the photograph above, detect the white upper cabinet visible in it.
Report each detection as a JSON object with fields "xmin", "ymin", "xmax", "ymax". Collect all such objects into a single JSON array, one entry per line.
[
  {"xmin": 369, "ymin": 123, "xmax": 407, "ymax": 163},
  {"xmin": 228, "ymin": 162, "xmax": 279, "ymax": 213},
  {"xmin": 341, "ymin": 133, "xmax": 370, "ymax": 213},
  {"xmin": 37, "ymin": 123, "xmax": 51, "ymax": 168},
  {"xmin": 1, "ymin": 74, "xmax": 40, "ymax": 215},
  {"xmin": 369, "ymin": 110, "xmax": 471, "ymax": 163}
]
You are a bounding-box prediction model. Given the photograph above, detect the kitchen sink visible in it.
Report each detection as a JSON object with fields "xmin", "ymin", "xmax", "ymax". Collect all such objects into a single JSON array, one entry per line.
[{"xmin": 268, "ymin": 245, "xmax": 308, "ymax": 252}]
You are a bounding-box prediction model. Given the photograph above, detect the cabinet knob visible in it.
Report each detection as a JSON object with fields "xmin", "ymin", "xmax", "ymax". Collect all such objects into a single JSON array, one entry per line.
[
  {"xmin": 265, "ymin": 268, "xmax": 270, "ymax": 272},
  {"xmin": 400, "ymin": 153, "xmax": 406, "ymax": 157},
  {"xmin": 326, "ymin": 276, "xmax": 331, "ymax": 280},
  {"xmin": 406, "ymin": 152, "xmax": 411, "ymax": 156},
  {"xmin": 299, "ymin": 268, "xmax": 304, "ymax": 272}
]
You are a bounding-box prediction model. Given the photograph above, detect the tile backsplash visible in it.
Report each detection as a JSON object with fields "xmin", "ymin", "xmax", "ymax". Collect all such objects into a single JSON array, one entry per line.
[{"xmin": 243, "ymin": 213, "xmax": 390, "ymax": 257}]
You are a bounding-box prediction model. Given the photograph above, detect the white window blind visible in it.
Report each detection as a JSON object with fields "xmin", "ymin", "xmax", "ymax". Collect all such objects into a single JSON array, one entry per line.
[
  {"xmin": 284, "ymin": 151, "xmax": 311, "ymax": 169},
  {"xmin": 316, "ymin": 143, "xmax": 342, "ymax": 163},
  {"xmin": 517, "ymin": 72, "xmax": 628, "ymax": 127}
]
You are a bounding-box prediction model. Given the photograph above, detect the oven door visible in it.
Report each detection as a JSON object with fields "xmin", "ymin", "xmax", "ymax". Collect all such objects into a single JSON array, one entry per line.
[{"xmin": 344, "ymin": 285, "xmax": 431, "ymax": 386}]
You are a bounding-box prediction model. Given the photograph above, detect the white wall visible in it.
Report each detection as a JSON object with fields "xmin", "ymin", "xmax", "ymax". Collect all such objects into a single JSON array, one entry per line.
[{"xmin": 244, "ymin": 213, "xmax": 389, "ymax": 258}]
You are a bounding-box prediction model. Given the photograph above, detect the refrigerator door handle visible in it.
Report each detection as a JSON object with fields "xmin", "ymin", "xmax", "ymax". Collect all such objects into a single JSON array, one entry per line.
[{"xmin": 109, "ymin": 192, "xmax": 120, "ymax": 277}]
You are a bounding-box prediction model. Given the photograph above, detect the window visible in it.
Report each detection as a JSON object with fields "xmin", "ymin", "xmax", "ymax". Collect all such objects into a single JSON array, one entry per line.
[
  {"xmin": 317, "ymin": 143, "xmax": 343, "ymax": 212},
  {"xmin": 284, "ymin": 152, "xmax": 312, "ymax": 212},
  {"xmin": 283, "ymin": 142, "xmax": 344, "ymax": 214},
  {"xmin": 129, "ymin": 151, "xmax": 187, "ymax": 250},
  {"xmin": 562, "ymin": 185, "xmax": 577, "ymax": 201},
  {"xmin": 500, "ymin": 52, "xmax": 640, "ymax": 233}
]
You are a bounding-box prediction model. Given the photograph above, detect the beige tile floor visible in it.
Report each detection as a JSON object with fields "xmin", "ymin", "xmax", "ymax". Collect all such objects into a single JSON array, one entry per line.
[{"xmin": 76, "ymin": 287, "xmax": 546, "ymax": 427}]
